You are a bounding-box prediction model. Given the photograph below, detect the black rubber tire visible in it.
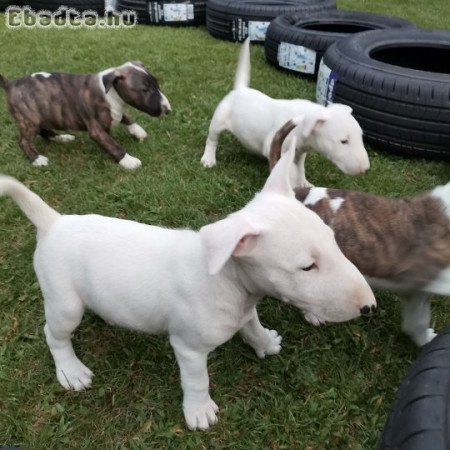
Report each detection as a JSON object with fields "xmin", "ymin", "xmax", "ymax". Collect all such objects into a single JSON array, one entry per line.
[
  {"xmin": 316, "ymin": 28, "xmax": 450, "ymax": 161},
  {"xmin": 379, "ymin": 326, "xmax": 450, "ymax": 450},
  {"xmin": 0, "ymin": 0, "xmax": 21, "ymax": 10},
  {"xmin": 117, "ymin": 0, "xmax": 205, "ymax": 25},
  {"xmin": 265, "ymin": 11, "xmax": 415, "ymax": 79},
  {"xmin": 206, "ymin": 0, "xmax": 336, "ymax": 43},
  {"xmin": 31, "ymin": 1, "xmax": 105, "ymax": 14}
]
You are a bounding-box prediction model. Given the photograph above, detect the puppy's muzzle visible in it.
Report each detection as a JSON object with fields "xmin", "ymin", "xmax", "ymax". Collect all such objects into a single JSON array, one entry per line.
[{"xmin": 160, "ymin": 93, "xmax": 171, "ymax": 115}]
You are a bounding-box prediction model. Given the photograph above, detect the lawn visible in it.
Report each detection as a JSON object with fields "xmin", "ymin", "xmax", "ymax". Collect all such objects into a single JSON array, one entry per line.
[{"xmin": 0, "ymin": 1, "xmax": 449, "ymax": 449}]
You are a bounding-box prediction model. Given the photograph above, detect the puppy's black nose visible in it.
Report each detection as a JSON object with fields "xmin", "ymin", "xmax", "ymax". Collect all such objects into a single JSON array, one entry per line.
[{"xmin": 360, "ymin": 305, "xmax": 371, "ymax": 315}]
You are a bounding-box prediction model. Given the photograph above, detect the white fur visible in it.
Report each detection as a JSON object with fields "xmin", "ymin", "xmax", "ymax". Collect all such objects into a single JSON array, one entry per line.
[
  {"xmin": 119, "ymin": 153, "xmax": 142, "ymax": 170},
  {"xmin": 304, "ymin": 187, "xmax": 328, "ymax": 206},
  {"xmin": 159, "ymin": 91, "xmax": 171, "ymax": 113},
  {"xmin": 31, "ymin": 72, "xmax": 51, "ymax": 78},
  {"xmin": 0, "ymin": 151, "xmax": 375, "ymax": 430},
  {"xmin": 127, "ymin": 123, "xmax": 148, "ymax": 141},
  {"xmin": 424, "ymin": 267, "xmax": 450, "ymax": 296},
  {"xmin": 330, "ymin": 198, "xmax": 344, "ymax": 213},
  {"xmin": 201, "ymin": 38, "xmax": 370, "ymax": 186},
  {"xmin": 32, "ymin": 155, "xmax": 49, "ymax": 166},
  {"xmin": 98, "ymin": 68, "xmax": 125, "ymax": 124},
  {"xmin": 431, "ymin": 183, "xmax": 450, "ymax": 218},
  {"xmin": 50, "ymin": 134, "xmax": 75, "ymax": 143}
]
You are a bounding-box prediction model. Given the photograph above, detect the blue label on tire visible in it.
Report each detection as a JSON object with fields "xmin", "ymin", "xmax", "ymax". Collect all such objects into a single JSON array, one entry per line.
[{"xmin": 316, "ymin": 59, "xmax": 338, "ymax": 105}]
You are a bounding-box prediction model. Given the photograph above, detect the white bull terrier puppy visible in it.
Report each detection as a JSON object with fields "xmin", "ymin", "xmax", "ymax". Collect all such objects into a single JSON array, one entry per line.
[
  {"xmin": 201, "ymin": 38, "xmax": 370, "ymax": 187},
  {"xmin": 0, "ymin": 147, "xmax": 375, "ymax": 430}
]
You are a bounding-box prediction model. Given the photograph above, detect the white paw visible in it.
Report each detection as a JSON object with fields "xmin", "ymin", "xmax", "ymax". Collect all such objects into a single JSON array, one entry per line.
[
  {"xmin": 50, "ymin": 134, "xmax": 75, "ymax": 143},
  {"xmin": 413, "ymin": 328, "xmax": 437, "ymax": 347},
  {"xmin": 127, "ymin": 123, "xmax": 148, "ymax": 142},
  {"xmin": 255, "ymin": 329, "xmax": 282, "ymax": 359},
  {"xmin": 32, "ymin": 155, "xmax": 49, "ymax": 166},
  {"xmin": 119, "ymin": 153, "xmax": 142, "ymax": 170},
  {"xmin": 201, "ymin": 153, "xmax": 216, "ymax": 168},
  {"xmin": 184, "ymin": 397, "xmax": 219, "ymax": 430},
  {"xmin": 55, "ymin": 357, "xmax": 94, "ymax": 391}
]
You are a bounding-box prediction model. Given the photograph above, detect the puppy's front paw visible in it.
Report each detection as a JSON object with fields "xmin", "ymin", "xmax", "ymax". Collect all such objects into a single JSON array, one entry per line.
[
  {"xmin": 55, "ymin": 357, "xmax": 94, "ymax": 391},
  {"xmin": 127, "ymin": 123, "xmax": 148, "ymax": 142},
  {"xmin": 32, "ymin": 155, "xmax": 49, "ymax": 166},
  {"xmin": 255, "ymin": 329, "xmax": 282, "ymax": 359},
  {"xmin": 119, "ymin": 153, "xmax": 142, "ymax": 170},
  {"xmin": 184, "ymin": 397, "xmax": 219, "ymax": 430},
  {"xmin": 200, "ymin": 153, "xmax": 216, "ymax": 168}
]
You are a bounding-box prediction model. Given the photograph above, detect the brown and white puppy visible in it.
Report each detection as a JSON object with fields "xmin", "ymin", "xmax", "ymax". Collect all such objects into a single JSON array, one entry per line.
[
  {"xmin": 0, "ymin": 61, "xmax": 171, "ymax": 169},
  {"xmin": 270, "ymin": 118, "xmax": 450, "ymax": 346}
]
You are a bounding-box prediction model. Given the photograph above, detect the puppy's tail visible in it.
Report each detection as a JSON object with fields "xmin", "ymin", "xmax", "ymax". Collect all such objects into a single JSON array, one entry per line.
[
  {"xmin": 233, "ymin": 38, "xmax": 251, "ymax": 90},
  {"xmin": 268, "ymin": 115, "xmax": 304, "ymax": 171},
  {"xmin": 0, "ymin": 75, "xmax": 10, "ymax": 90},
  {"xmin": 0, "ymin": 176, "xmax": 60, "ymax": 233}
]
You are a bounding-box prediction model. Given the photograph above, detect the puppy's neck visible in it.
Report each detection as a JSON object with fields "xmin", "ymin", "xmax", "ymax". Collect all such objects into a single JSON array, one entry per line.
[
  {"xmin": 98, "ymin": 70, "xmax": 125, "ymax": 124},
  {"xmin": 105, "ymin": 86, "xmax": 125, "ymax": 124}
]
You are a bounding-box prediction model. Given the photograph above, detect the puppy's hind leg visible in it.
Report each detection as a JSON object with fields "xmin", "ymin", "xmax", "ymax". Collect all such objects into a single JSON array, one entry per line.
[
  {"xmin": 401, "ymin": 292, "xmax": 436, "ymax": 346},
  {"xmin": 201, "ymin": 98, "xmax": 232, "ymax": 168},
  {"xmin": 239, "ymin": 308, "xmax": 282, "ymax": 358},
  {"xmin": 170, "ymin": 335, "xmax": 218, "ymax": 430},
  {"xmin": 18, "ymin": 124, "xmax": 48, "ymax": 166},
  {"xmin": 43, "ymin": 291, "xmax": 93, "ymax": 391}
]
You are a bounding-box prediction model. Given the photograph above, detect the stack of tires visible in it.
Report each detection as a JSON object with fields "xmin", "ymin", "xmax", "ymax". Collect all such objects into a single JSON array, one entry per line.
[
  {"xmin": 117, "ymin": 0, "xmax": 206, "ymax": 26},
  {"xmin": 206, "ymin": 0, "xmax": 336, "ymax": 42}
]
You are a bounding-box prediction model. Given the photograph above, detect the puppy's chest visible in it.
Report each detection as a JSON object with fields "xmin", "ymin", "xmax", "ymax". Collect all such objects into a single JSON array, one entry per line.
[{"xmin": 104, "ymin": 89, "xmax": 124, "ymax": 124}]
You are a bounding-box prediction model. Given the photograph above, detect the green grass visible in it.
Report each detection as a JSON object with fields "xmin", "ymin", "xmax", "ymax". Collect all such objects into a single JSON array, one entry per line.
[{"xmin": 0, "ymin": 1, "xmax": 449, "ymax": 448}]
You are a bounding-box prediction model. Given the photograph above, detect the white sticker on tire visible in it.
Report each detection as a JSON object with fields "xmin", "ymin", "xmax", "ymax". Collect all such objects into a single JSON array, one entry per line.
[
  {"xmin": 277, "ymin": 42, "xmax": 316, "ymax": 74},
  {"xmin": 163, "ymin": 3, "xmax": 194, "ymax": 21},
  {"xmin": 316, "ymin": 59, "xmax": 338, "ymax": 105},
  {"xmin": 248, "ymin": 21, "xmax": 270, "ymax": 41}
]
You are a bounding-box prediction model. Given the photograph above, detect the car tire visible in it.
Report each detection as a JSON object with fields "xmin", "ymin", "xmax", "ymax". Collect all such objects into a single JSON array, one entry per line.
[
  {"xmin": 206, "ymin": 0, "xmax": 336, "ymax": 43},
  {"xmin": 379, "ymin": 326, "xmax": 450, "ymax": 449},
  {"xmin": 0, "ymin": 0, "xmax": 21, "ymax": 10},
  {"xmin": 316, "ymin": 28, "xmax": 450, "ymax": 160},
  {"xmin": 117, "ymin": 0, "xmax": 206, "ymax": 25},
  {"xmin": 265, "ymin": 11, "xmax": 415, "ymax": 79}
]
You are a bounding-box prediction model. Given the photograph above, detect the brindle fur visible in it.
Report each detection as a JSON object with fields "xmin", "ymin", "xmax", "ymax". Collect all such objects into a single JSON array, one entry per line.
[{"xmin": 295, "ymin": 187, "xmax": 450, "ymax": 291}]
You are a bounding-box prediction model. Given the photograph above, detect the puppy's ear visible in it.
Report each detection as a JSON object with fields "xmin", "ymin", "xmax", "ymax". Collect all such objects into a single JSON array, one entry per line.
[
  {"xmin": 130, "ymin": 60, "xmax": 145, "ymax": 68},
  {"xmin": 262, "ymin": 142, "xmax": 296, "ymax": 197},
  {"xmin": 102, "ymin": 70, "xmax": 124, "ymax": 94},
  {"xmin": 200, "ymin": 214, "xmax": 260, "ymax": 275},
  {"xmin": 302, "ymin": 110, "xmax": 331, "ymax": 138}
]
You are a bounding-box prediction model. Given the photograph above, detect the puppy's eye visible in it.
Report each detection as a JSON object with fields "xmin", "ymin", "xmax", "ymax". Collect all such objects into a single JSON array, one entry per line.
[
  {"xmin": 340, "ymin": 139, "xmax": 349, "ymax": 144},
  {"xmin": 302, "ymin": 263, "xmax": 316, "ymax": 272},
  {"xmin": 142, "ymin": 88, "xmax": 149, "ymax": 93}
]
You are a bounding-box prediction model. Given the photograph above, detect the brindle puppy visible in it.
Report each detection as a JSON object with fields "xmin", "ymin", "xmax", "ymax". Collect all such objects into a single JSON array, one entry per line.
[{"xmin": 0, "ymin": 61, "xmax": 171, "ymax": 169}]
